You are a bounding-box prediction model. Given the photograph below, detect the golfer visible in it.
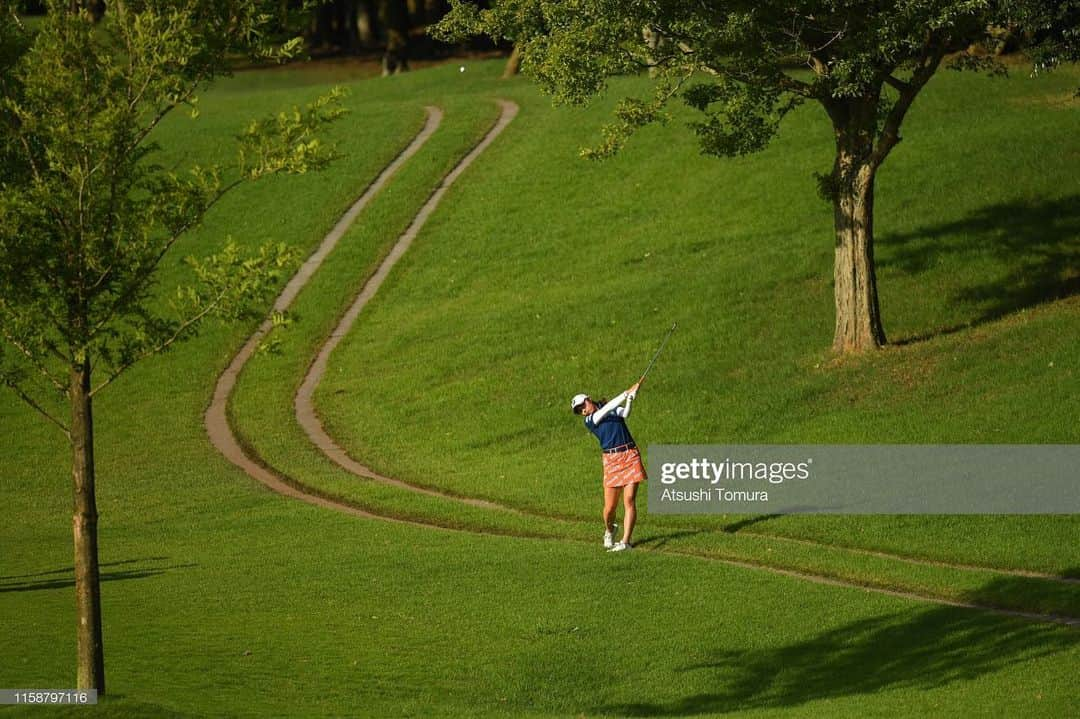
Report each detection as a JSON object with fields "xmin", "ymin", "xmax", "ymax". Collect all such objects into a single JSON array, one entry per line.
[{"xmin": 572, "ymin": 383, "xmax": 645, "ymax": 552}]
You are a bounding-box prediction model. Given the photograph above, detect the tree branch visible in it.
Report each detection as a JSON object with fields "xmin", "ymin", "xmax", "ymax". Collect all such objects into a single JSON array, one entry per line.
[
  {"xmin": 128, "ymin": 86, "xmax": 198, "ymax": 156},
  {"xmin": 0, "ymin": 102, "xmax": 44, "ymax": 183},
  {"xmin": 89, "ymin": 285, "xmax": 229, "ymax": 397},
  {"xmin": 810, "ymin": 29, "xmax": 846, "ymax": 53},
  {"xmin": 807, "ymin": 53, "xmax": 829, "ymax": 77},
  {"xmin": 87, "ymin": 175, "xmax": 244, "ymax": 342},
  {"xmin": 4, "ymin": 380, "xmax": 70, "ymax": 437},
  {"xmin": 882, "ymin": 74, "xmax": 911, "ymax": 93},
  {"xmin": 870, "ymin": 36, "xmax": 947, "ymax": 168},
  {"xmin": 777, "ymin": 73, "xmax": 814, "ymax": 97},
  {"xmin": 0, "ymin": 328, "xmax": 69, "ymax": 392},
  {"xmin": 623, "ymin": 47, "xmax": 682, "ymax": 70},
  {"xmin": 17, "ymin": 131, "xmax": 42, "ymax": 184}
]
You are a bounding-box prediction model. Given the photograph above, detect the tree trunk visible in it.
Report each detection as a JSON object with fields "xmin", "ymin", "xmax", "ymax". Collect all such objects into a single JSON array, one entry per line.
[
  {"xmin": 311, "ymin": 4, "xmax": 334, "ymax": 49},
  {"xmin": 642, "ymin": 26, "xmax": 663, "ymax": 78},
  {"xmin": 379, "ymin": 0, "xmax": 410, "ymax": 75},
  {"xmin": 71, "ymin": 357, "xmax": 105, "ymax": 693},
  {"xmin": 832, "ymin": 168, "xmax": 886, "ymax": 352},
  {"xmin": 357, "ymin": 1, "xmax": 379, "ymax": 47},
  {"xmin": 336, "ymin": 0, "xmax": 361, "ymax": 54},
  {"xmin": 829, "ymin": 106, "xmax": 886, "ymax": 353},
  {"xmin": 501, "ymin": 44, "xmax": 521, "ymax": 79},
  {"xmin": 406, "ymin": 0, "xmax": 424, "ymax": 25}
]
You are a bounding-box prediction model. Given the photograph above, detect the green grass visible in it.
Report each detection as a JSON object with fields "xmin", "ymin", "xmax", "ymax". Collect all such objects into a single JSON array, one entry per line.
[
  {"xmin": 310, "ymin": 62, "xmax": 1080, "ymax": 577},
  {"xmin": 213, "ymin": 61, "xmax": 1079, "ymax": 615},
  {"xmin": 2, "ymin": 59, "xmax": 1079, "ymax": 717},
  {"xmin": 4, "ymin": 515, "xmax": 1077, "ymax": 718}
]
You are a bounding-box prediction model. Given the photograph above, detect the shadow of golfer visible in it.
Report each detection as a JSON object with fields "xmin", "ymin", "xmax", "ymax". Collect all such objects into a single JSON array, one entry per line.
[
  {"xmin": 633, "ymin": 530, "xmax": 707, "ymax": 549},
  {"xmin": 721, "ymin": 514, "xmax": 784, "ymax": 534}
]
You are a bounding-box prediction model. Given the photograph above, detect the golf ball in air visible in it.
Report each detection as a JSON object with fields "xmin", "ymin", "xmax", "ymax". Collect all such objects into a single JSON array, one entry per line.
[{"xmin": 459, "ymin": 66, "xmax": 466, "ymax": 72}]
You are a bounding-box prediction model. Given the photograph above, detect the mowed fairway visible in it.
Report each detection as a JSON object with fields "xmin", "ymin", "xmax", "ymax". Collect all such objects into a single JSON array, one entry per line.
[
  {"xmin": 2, "ymin": 58, "xmax": 1078, "ymax": 718},
  {"xmin": 307, "ymin": 64, "xmax": 1080, "ymax": 573}
]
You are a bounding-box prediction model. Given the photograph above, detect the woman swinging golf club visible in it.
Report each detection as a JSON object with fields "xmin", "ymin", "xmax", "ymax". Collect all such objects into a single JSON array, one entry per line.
[
  {"xmin": 572, "ymin": 383, "xmax": 645, "ymax": 552},
  {"xmin": 572, "ymin": 323, "xmax": 674, "ymax": 552}
]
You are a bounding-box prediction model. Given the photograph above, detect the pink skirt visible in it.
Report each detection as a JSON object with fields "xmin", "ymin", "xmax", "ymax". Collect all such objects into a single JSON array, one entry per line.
[{"xmin": 602, "ymin": 447, "xmax": 647, "ymax": 489}]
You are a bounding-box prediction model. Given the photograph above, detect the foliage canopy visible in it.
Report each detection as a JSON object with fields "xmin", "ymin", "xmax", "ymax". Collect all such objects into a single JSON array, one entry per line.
[{"xmin": 0, "ymin": 0, "xmax": 343, "ymax": 429}]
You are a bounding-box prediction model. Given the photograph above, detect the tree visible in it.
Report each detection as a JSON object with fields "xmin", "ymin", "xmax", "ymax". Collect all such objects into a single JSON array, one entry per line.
[
  {"xmin": 380, "ymin": 0, "xmax": 411, "ymax": 74},
  {"xmin": 502, "ymin": 42, "xmax": 522, "ymax": 78},
  {"xmin": 437, "ymin": 1, "xmax": 1073, "ymax": 352},
  {"xmin": 0, "ymin": 0, "xmax": 343, "ymax": 692},
  {"xmin": 1023, "ymin": 0, "xmax": 1080, "ymax": 82}
]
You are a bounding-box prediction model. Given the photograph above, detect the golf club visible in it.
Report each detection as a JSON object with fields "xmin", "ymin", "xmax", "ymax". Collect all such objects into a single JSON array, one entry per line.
[{"xmin": 637, "ymin": 322, "xmax": 677, "ymax": 386}]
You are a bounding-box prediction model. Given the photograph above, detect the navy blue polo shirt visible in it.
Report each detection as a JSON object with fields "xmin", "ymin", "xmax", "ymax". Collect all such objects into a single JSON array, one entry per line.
[{"xmin": 584, "ymin": 411, "xmax": 636, "ymax": 451}]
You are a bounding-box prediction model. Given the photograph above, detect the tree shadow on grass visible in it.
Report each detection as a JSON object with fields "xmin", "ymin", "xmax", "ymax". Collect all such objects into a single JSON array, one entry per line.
[
  {"xmin": 0, "ymin": 556, "xmax": 170, "ymax": 582},
  {"xmin": 879, "ymin": 196, "xmax": 1080, "ymax": 342},
  {"xmin": 0, "ymin": 558, "xmax": 197, "ymax": 594},
  {"xmin": 963, "ymin": 575, "xmax": 1080, "ymax": 618},
  {"xmin": 594, "ymin": 598, "xmax": 1077, "ymax": 716}
]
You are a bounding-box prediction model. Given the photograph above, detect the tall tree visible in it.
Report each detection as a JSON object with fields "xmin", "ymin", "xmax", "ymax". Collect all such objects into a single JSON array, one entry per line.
[
  {"xmin": 0, "ymin": 0, "xmax": 343, "ymax": 692},
  {"xmin": 380, "ymin": 0, "xmax": 411, "ymax": 73},
  {"xmin": 437, "ymin": 1, "xmax": 1074, "ymax": 352}
]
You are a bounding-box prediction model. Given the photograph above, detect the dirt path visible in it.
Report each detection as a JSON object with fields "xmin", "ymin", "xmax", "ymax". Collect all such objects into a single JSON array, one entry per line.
[
  {"xmin": 205, "ymin": 100, "xmax": 1076, "ymax": 628},
  {"xmin": 294, "ymin": 99, "xmax": 524, "ymax": 513},
  {"xmin": 205, "ymin": 106, "xmax": 444, "ymax": 523}
]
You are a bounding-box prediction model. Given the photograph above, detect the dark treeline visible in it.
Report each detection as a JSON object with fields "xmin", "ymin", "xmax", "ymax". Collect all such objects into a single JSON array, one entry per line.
[
  {"xmin": 26, "ymin": 1, "xmax": 504, "ymax": 76},
  {"xmin": 307, "ymin": 0, "xmax": 509, "ymax": 78},
  {"xmin": 308, "ymin": 1, "xmax": 456, "ymax": 73},
  {"xmin": 307, "ymin": 0, "xmax": 474, "ymax": 74}
]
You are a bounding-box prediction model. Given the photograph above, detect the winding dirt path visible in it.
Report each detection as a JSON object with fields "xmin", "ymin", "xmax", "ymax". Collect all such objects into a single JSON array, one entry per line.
[
  {"xmin": 205, "ymin": 106, "xmax": 444, "ymax": 523},
  {"xmin": 294, "ymin": 100, "xmax": 523, "ymax": 513},
  {"xmin": 206, "ymin": 100, "xmax": 1077, "ymax": 628}
]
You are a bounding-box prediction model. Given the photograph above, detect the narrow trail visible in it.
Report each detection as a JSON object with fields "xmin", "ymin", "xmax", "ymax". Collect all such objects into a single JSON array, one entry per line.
[
  {"xmin": 205, "ymin": 106, "xmax": 444, "ymax": 522},
  {"xmin": 295, "ymin": 99, "xmax": 525, "ymax": 514},
  {"xmin": 205, "ymin": 100, "xmax": 1077, "ymax": 629}
]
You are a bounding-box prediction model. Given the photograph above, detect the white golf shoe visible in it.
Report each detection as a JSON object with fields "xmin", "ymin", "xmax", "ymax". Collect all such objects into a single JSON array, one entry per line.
[
  {"xmin": 603, "ymin": 524, "xmax": 617, "ymax": 549},
  {"xmin": 608, "ymin": 541, "xmax": 631, "ymax": 553}
]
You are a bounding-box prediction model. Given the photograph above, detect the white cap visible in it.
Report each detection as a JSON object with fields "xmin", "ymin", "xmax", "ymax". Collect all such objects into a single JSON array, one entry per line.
[{"xmin": 571, "ymin": 393, "xmax": 589, "ymax": 412}]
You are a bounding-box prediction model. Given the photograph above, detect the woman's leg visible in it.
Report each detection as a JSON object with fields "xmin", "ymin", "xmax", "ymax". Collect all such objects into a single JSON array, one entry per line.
[
  {"xmin": 621, "ymin": 483, "xmax": 638, "ymax": 544},
  {"xmin": 603, "ymin": 486, "xmax": 619, "ymax": 533}
]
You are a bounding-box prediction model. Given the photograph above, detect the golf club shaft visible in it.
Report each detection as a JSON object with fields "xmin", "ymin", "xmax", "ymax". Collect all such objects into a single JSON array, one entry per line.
[{"xmin": 638, "ymin": 322, "xmax": 677, "ymax": 384}]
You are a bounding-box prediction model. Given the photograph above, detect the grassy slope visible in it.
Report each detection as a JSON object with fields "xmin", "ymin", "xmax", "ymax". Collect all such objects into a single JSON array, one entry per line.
[
  {"xmin": 222, "ymin": 61, "xmax": 1079, "ymax": 615},
  {"xmin": 312, "ymin": 63, "xmax": 1080, "ymax": 576},
  {"xmin": 214, "ymin": 62, "xmax": 1078, "ymax": 615},
  {"xmin": 1, "ymin": 61, "xmax": 1077, "ymax": 717}
]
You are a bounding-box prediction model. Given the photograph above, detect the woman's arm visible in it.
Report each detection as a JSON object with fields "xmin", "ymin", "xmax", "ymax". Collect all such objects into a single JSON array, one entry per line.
[
  {"xmin": 616, "ymin": 382, "xmax": 639, "ymax": 418},
  {"xmin": 589, "ymin": 391, "xmax": 627, "ymax": 423}
]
